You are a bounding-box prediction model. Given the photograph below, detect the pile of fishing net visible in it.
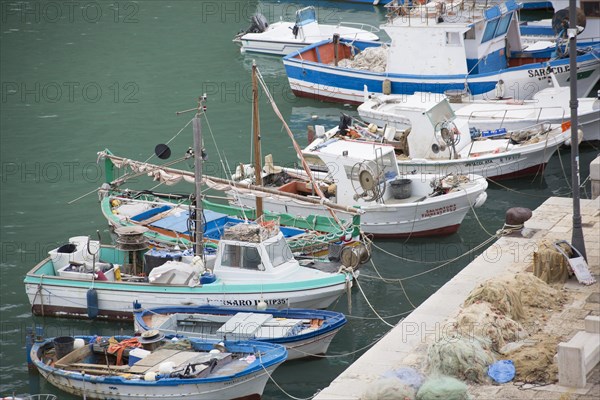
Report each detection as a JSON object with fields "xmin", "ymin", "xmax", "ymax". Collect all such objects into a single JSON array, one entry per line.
[
  {"xmin": 362, "ymin": 366, "xmax": 423, "ymax": 400},
  {"xmin": 361, "ymin": 378, "xmax": 416, "ymax": 400},
  {"xmin": 426, "ymin": 335, "xmax": 494, "ymax": 383},
  {"xmin": 532, "ymin": 240, "xmax": 572, "ymax": 284},
  {"xmin": 453, "ymin": 302, "xmax": 528, "ymax": 351},
  {"xmin": 508, "ymin": 272, "xmax": 568, "ymax": 312},
  {"xmin": 416, "ymin": 375, "xmax": 471, "ymax": 400},
  {"xmin": 505, "ymin": 334, "xmax": 560, "ymax": 384},
  {"xmin": 464, "ymin": 278, "xmax": 525, "ymax": 321},
  {"xmin": 338, "ymin": 45, "xmax": 388, "ymax": 72}
]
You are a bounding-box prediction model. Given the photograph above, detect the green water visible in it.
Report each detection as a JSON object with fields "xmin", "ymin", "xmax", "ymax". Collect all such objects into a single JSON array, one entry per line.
[{"xmin": 0, "ymin": 1, "xmax": 597, "ymax": 398}]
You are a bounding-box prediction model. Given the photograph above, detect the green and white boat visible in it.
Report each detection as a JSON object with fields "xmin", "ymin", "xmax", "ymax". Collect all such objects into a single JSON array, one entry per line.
[{"xmin": 24, "ymin": 221, "xmax": 356, "ymax": 321}]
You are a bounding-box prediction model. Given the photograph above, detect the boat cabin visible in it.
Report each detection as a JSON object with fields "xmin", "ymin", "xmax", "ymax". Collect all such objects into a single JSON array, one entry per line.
[
  {"xmin": 302, "ymin": 140, "xmax": 401, "ymax": 205},
  {"xmin": 213, "ymin": 225, "xmax": 300, "ymax": 281},
  {"xmin": 383, "ymin": 0, "xmax": 523, "ymax": 75}
]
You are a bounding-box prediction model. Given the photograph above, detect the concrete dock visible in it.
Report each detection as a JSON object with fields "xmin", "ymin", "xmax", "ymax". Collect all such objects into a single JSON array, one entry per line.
[{"xmin": 314, "ymin": 196, "xmax": 599, "ymax": 400}]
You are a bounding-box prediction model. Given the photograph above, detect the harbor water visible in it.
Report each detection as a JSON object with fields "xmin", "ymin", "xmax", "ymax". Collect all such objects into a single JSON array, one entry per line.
[{"xmin": 0, "ymin": 1, "xmax": 597, "ymax": 398}]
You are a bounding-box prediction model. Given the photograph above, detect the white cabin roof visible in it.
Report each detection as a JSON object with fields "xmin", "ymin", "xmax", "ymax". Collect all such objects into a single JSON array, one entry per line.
[{"xmin": 304, "ymin": 138, "xmax": 395, "ymax": 163}]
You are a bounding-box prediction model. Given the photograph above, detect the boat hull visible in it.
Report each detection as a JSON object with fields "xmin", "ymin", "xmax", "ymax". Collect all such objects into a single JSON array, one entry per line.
[
  {"xmin": 134, "ymin": 306, "xmax": 347, "ymax": 360},
  {"xmin": 360, "ymin": 97, "xmax": 600, "ymax": 143},
  {"xmin": 36, "ymin": 367, "xmax": 273, "ymax": 400},
  {"xmin": 395, "ymin": 131, "xmax": 569, "ymax": 179},
  {"xmin": 232, "ymin": 180, "xmax": 488, "ymax": 237},
  {"xmin": 31, "ymin": 336, "xmax": 285, "ymax": 400},
  {"xmin": 25, "ymin": 279, "xmax": 349, "ymax": 320},
  {"xmin": 283, "ymin": 41, "xmax": 600, "ymax": 104},
  {"xmin": 24, "ymin": 251, "xmax": 351, "ymax": 321}
]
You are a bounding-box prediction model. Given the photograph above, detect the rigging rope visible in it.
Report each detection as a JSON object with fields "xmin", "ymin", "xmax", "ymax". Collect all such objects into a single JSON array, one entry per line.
[{"xmin": 254, "ymin": 68, "xmax": 344, "ymax": 228}]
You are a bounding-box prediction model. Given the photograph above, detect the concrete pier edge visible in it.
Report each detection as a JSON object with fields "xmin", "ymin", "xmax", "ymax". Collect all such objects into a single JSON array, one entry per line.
[{"xmin": 314, "ymin": 196, "xmax": 600, "ymax": 400}]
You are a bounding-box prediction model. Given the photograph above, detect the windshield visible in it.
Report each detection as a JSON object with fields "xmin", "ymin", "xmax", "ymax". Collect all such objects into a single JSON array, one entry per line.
[{"xmin": 265, "ymin": 236, "xmax": 294, "ymax": 267}]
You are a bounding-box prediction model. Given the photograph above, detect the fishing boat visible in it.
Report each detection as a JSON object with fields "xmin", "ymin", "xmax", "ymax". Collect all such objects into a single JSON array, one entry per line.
[
  {"xmin": 228, "ymin": 141, "xmax": 488, "ymax": 238},
  {"xmin": 24, "ymin": 102, "xmax": 359, "ymax": 321},
  {"xmin": 449, "ymin": 85, "xmax": 598, "ymax": 143},
  {"xmin": 282, "ymin": 0, "xmax": 600, "ymax": 104},
  {"xmin": 24, "ymin": 221, "xmax": 357, "ymax": 320},
  {"xmin": 357, "ymin": 74, "xmax": 600, "ymax": 143},
  {"xmin": 234, "ymin": 6, "xmax": 379, "ymax": 56},
  {"xmin": 30, "ymin": 334, "xmax": 286, "ymax": 400},
  {"xmin": 133, "ymin": 304, "xmax": 347, "ymax": 360},
  {"xmin": 350, "ymin": 94, "xmax": 571, "ymax": 178},
  {"xmin": 100, "ymin": 188, "xmax": 360, "ymax": 256}
]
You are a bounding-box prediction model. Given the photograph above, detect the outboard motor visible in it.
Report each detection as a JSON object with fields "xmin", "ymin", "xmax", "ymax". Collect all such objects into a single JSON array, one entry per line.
[
  {"xmin": 338, "ymin": 114, "xmax": 353, "ymax": 136},
  {"xmin": 247, "ymin": 13, "xmax": 269, "ymax": 34}
]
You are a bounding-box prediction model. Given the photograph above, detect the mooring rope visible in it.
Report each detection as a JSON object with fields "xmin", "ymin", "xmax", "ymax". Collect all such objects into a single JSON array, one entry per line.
[{"xmin": 261, "ymin": 364, "xmax": 317, "ymax": 400}]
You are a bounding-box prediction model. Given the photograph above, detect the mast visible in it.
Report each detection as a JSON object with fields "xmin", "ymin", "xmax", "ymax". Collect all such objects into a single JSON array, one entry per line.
[
  {"xmin": 252, "ymin": 61, "xmax": 264, "ymax": 219},
  {"xmin": 192, "ymin": 110, "xmax": 203, "ymax": 258}
]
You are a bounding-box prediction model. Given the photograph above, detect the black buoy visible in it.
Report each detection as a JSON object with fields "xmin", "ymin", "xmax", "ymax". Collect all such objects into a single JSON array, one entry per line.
[{"xmin": 154, "ymin": 143, "xmax": 171, "ymax": 160}]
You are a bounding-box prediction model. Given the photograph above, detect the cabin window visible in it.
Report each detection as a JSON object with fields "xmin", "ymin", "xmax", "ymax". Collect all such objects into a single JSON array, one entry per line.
[
  {"xmin": 446, "ymin": 32, "xmax": 461, "ymax": 46},
  {"xmin": 265, "ymin": 236, "xmax": 293, "ymax": 267},
  {"xmin": 582, "ymin": 1, "xmax": 600, "ymax": 17},
  {"xmin": 464, "ymin": 27, "xmax": 475, "ymax": 40},
  {"xmin": 495, "ymin": 13, "xmax": 512, "ymax": 37},
  {"xmin": 482, "ymin": 18, "xmax": 499, "ymax": 42},
  {"xmin": 221, "ymin": 244, "xmax": 263, "ymax": 270},
  {"xmin": 382, "ymin": 153, "xmax": 398, "ymax": 180}
]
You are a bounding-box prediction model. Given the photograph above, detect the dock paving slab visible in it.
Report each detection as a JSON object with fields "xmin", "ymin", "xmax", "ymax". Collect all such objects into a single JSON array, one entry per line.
[{"xmin": 313, "ymin": 198, "xmax": 600, "ymax": 400}]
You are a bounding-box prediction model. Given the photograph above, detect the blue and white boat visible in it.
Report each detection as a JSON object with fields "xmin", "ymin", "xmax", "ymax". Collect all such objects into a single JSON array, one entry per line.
[
  {"xmin": 133, "ymin": 305, "xmax": 347, "ymax": 360},
  {"xmin": 282, "ymin": 0, "xmax": 600, "ymax": 104},
  {"xmin": 30, "ymin": 335, "xmax": 286, "ymax": 400}
]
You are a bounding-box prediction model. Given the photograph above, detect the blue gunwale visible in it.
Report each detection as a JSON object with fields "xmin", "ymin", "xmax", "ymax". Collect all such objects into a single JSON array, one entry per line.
[
  {"xmin": 134, "ymin": 305, "xmax": 347, "ymax": 344},
  {"xmin": 32, "ymin": 335, "xmax": 287, "ymax": 385}
]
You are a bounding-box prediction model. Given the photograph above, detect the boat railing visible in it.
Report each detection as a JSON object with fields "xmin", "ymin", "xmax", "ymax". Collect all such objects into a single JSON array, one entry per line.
[
  {"xmin": 384, "ymin": 0, "xmax": 488, "ymax": 24},
  {"xmin": 336, "ymin": 21, "xmax": 381, "ymax": 35},
  {"xmin": 466, "ymin": 120, "xmax": 553, "ymax": 157},
  {"xmin": 465, "ymin": 105, "xmax": 567, "ymax": 129}
]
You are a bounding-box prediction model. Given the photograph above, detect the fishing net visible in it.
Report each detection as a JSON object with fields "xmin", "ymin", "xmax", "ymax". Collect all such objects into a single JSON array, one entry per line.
[
  {"xmin": 416, "ymin": 375, "xmax": 471, "ymax": 400},
  {"xmin": 509, "ymin": 273, "xmax": 567, "ymax": 311},
  {"xmin": 454, "ymin": 302, "xmax": 528, "ymax": 352},
  {"xmin": 533, "ymin": 240, "xmax": 572, "ymax": 284},
  {"xmin": 338, "ymin": 46, "xmax": 388, "ymax": 72},
  {"xmin": 506, "ymin": 334, "xmax": 560, "ymax": 384},
  {"xmin": 426, "ymin": 335, "xmax": 494, "ymax": 383},
  {"xmin": 382, "ymin": 366, "xmax": 425, "ymax": 390},
  {"xmin": 361, "ymin": 377, "xmax": 416, "ymax": 400},
  {"xmin": 464, "ymin": 278, "xmax": 525, "ymax": 321}
]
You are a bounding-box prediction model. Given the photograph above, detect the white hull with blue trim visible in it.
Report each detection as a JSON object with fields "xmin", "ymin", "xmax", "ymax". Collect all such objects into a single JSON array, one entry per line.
[
  {"xmin": 282, "ymin": 1, "xmax": 600, "ymax": 104},
  {"xmin": 133, "ymin": 306, "xmax": 347, "ymax": 360},
  {"xmin": 31, "ymin": 335, "xmax": 286, "ymax": 400}
]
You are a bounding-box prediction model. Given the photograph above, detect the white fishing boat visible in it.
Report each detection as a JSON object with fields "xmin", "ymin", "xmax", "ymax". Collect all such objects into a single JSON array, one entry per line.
[
  {"xmin": 30, "ymin": 334, "xmax": 286, "ymax": 400},
  {"xmin": 282, "ymin": 0, "xmax": 600, "ymax": 104},
  {"xmin": 133, "ymin": 305, "xmax": 347, "ymax": 360},
  {"xmin": 234, "ymin": 6, "xmax": 379, "ymax": 56},
  {"xmin": 228, "ymin": 139, "xmax": 488, "ymax": 238},
  {"xmin": 352, "ymin": 94, "xmax": 572, "ymax": 178},
  {"xmin": 24, "ymin": 104, "xmax": 358, "ymax": 321},
  {"xmin": 359, "ymin": 74, "xmax": 599, "ymax": 142}
]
